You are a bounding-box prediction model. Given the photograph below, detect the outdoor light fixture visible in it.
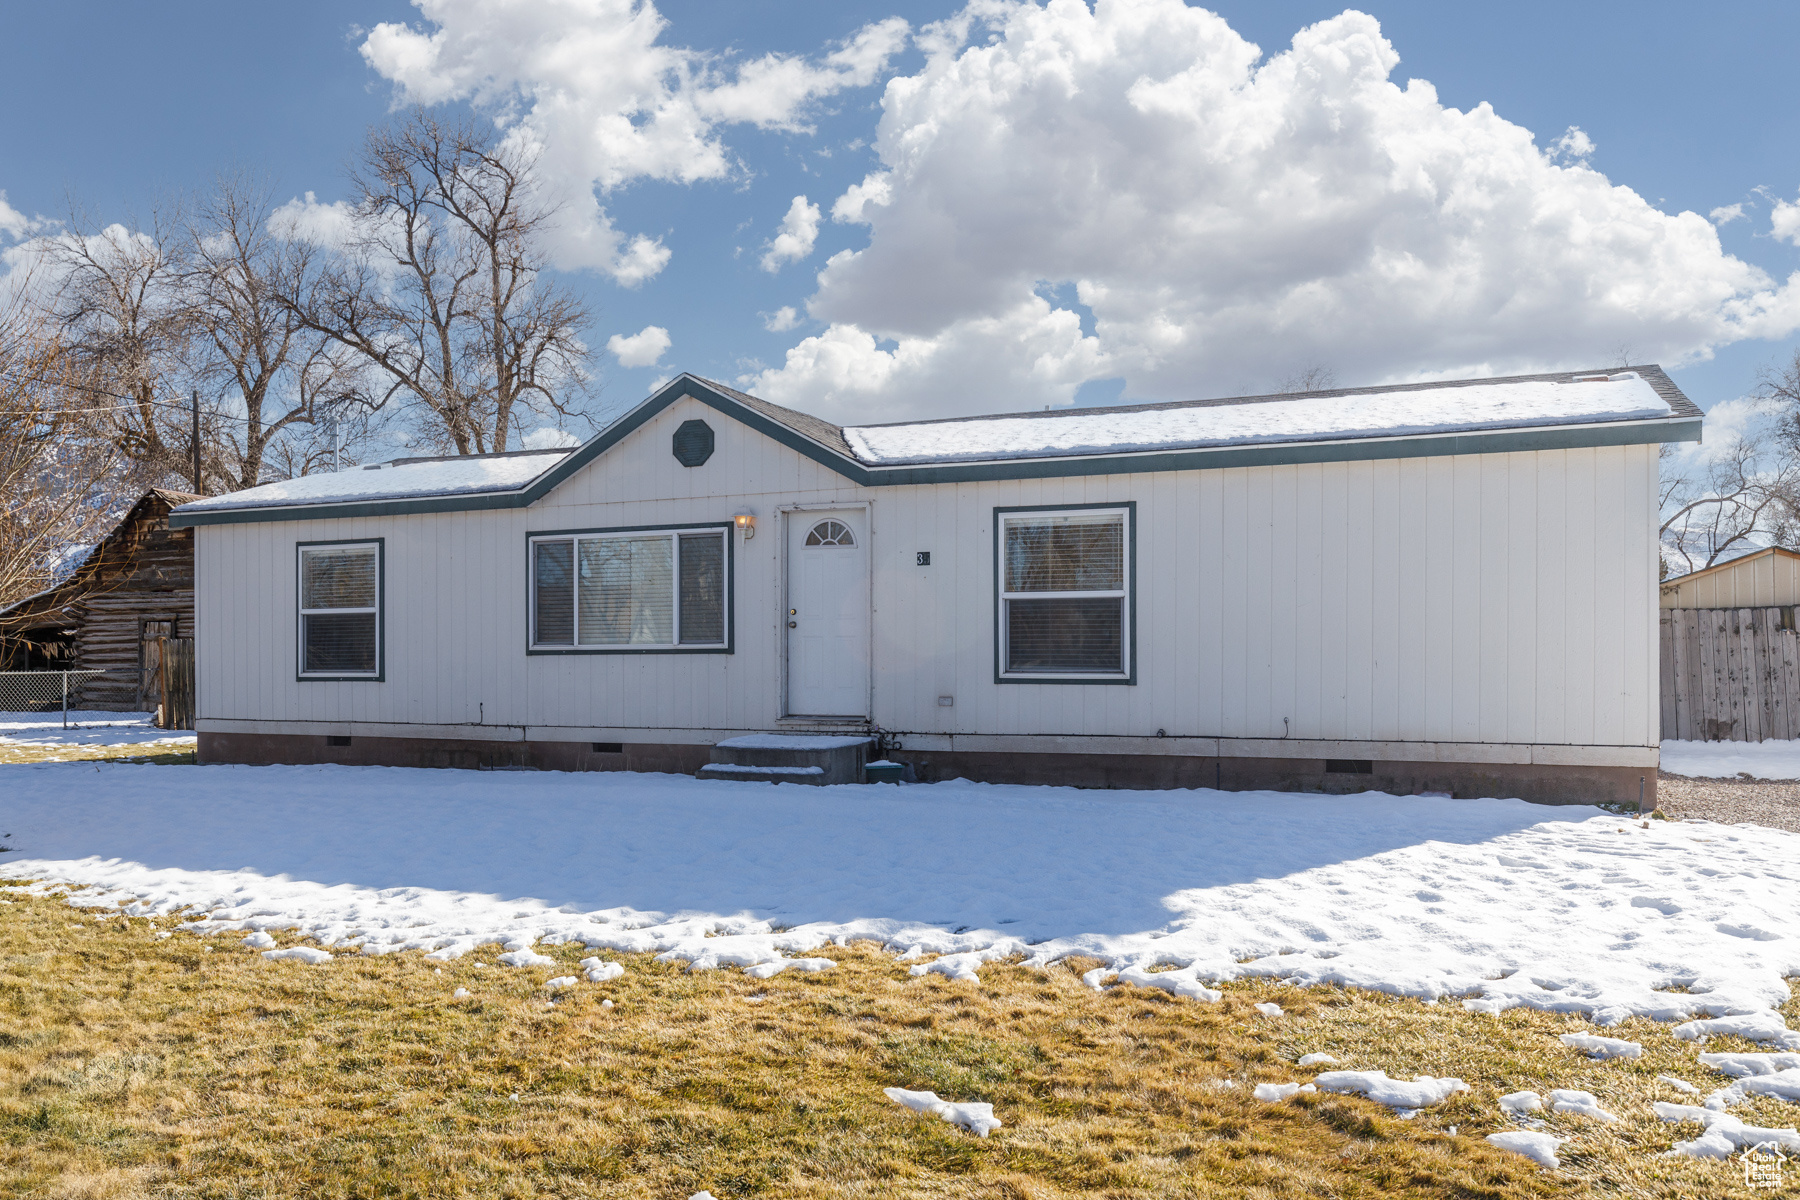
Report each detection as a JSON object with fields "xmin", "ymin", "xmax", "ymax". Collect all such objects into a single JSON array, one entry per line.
[{"xmin": 733, "ymin": 510, "xmax": 756, "ymax": 539}]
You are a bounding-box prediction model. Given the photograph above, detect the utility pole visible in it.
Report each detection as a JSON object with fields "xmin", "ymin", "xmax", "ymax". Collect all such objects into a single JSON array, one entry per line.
[{"xmin": 190, "ymin": 389, "xmax": 203, "ymax": 495}]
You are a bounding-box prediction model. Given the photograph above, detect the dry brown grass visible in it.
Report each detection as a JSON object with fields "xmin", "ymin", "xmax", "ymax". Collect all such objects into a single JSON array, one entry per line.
[
  {"xmin": 0, "ymin": 885, "xmax": 1794, "ymax": 1198},
  {"xmin": 0, "ymin": 742, "xmax": 195, "ymax": 767}
]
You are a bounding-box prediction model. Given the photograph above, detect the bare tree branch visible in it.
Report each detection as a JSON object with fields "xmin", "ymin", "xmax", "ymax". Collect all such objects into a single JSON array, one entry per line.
[
  {"xmin": 47, "ymin": 204, "xmax": 192, "ymax": 487},
  {"xmin": 1277, "ymin": 364, "xmax": 1337, "ymax": 394},
  {"xmin": 1660, "ymin": 425, "xmax": 1800, "ymax": 576},
  {"xmin": 184, "ymin": 175, "xmax": 371, "ymax": 489},
  {"xmin": 281, "ymin": 111, "xmax": 595, "ymax": 455},
  {"xmin": 0, "ymin": 285, "xmax": 129, "ymax": 612}
]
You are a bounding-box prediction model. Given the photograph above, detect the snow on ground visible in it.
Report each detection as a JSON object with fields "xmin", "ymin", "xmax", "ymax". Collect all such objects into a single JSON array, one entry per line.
[
  {"xmin": 883, "ymin": 1087, "xmax": 1003, "ymax": 1137},
  {"xmin": 1, "ymin": 763, "xmax": 1799, "ymax": 1032},
  {"xmin": 1312, "ymin": 1071, "xmax": 1468, "ymax": 1113},
  {"xmin": 0, "ymin": 711, "xmax": 195, "ymax": 748},
  {"xmin": 1547, "ymin": 1089, "xmax": 1619, "ymax": 1122},
  {"xmin": 1675, "ymin": 1012, "xmax": 1800, "ymax": 1048},
  {"xmin": 1661, "ymin": 738, "xmax": 1800, "ymax": 780},
  {"xmin": 1654, "ymin": 1102, "xmax": 1800, "ymax": 1157},
  {"xmin": 1498, "ymin": 1091, "xmax": 1543, "ymax": 1114},
  {"xmin": 1486, "ymin": 1130, "xmax": 1566, "ymax": 1168},
  {"xmin": 1559, "ymin": 1032, "xmax": 1642, "ymax": 1060}
]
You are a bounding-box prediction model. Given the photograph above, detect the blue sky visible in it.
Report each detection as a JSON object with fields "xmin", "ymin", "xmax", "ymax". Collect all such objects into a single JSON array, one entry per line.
[{"xmin": 3, "ymin": 0, "xmax": 1797, "ymax": 438}]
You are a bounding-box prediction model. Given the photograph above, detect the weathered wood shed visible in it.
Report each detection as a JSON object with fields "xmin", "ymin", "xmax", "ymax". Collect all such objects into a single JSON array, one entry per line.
[
  {"xmin": 1659, "ymin": 546, "xmax": 1800, "ymax": 609},
  {"xmin": 1657, "ymin": 547, "xmax": 1800, "ymax": 742},
  {"xmin": 0, "ymin": 489, "xmax": 200, "ymax": 710}
]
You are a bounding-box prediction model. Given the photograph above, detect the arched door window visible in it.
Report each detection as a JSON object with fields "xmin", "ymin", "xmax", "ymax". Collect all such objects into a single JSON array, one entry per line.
[{"xmin": 805, "ymin": 519, "xmax": 856, "ymax": 547}]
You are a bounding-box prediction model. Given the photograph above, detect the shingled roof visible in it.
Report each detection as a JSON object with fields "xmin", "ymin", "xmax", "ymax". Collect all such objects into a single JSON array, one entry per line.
[{"xmin": 170, "ymin": 366, "xmax": 1702, "ymax": 527}]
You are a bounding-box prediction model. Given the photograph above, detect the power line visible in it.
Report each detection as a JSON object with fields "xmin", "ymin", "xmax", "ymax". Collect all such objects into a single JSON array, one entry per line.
[{"xmin": 0, "ymin": 369, "xmax": 300, "ymax": 426}]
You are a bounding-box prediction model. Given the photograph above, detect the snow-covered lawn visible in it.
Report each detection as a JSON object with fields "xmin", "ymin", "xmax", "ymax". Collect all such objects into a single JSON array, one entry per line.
[
  {"xmin": 4, "ymin": 762, "xmax": 1798, "ymax": 1033},
  {"xmin": 0, "ymin": 710, "xmax": 196, "ymax": 749},
  {"xmin": 1662, "ymin": 738, "xmax": 1800, "ymax": 780}
]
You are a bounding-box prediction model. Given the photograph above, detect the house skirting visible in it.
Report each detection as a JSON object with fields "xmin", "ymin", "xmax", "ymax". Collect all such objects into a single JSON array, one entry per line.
[
  {"xmin": 197, "ymin": 731, "xmax": 710, "ymax": 776},
  {"xmin": 196, "ymin": 731, "xmax": 1652, "ymax": 809},
  {"xmin": 890, "ymin": 750, "xmax": 1650, "ymax": 809}
]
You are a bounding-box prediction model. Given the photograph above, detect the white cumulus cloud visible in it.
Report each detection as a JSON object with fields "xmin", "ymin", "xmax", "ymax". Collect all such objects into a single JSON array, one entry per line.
[
  {"xmin": 269, "ymin": 191, "xmax": 361, "ymax": 248},
  {"xmin": 748, "ymin": 0, "xmax": 1800, "ymax": 422},
  {"xmin": 1771, "ymin": 193, "xmax": 1800, "ymax": 246},
  {"xmin": 763, "ymin": 305, "xmax": 802, "ymax": 332},
  {"xmin": 520, "ymin": 426, "xmax": 583, "ymax": 449},
  {"xmin": 1548, "ymin": 125, "xmax": 1595, "ymax": 162},
  {"xmin": 761, "ymin": 195, "xmax": 822, "ymax": 272},
  {"xmin": 607, "ymin": 324, "xmax": 672, "ymax": 367},
  {"xmin": 359, "ymin": 1, "xmax": 908, "ymax": 285},
  {"xmin": 831, "ymin": 172, "xmax": 892, "ymax": 224},
  {"xmin": 1710, "ymin": 203, "xmax": 1746, "ymax": 226},
  {"xmin": 0, "ymin": 190, "xmax": 47, "ymax": 243}
]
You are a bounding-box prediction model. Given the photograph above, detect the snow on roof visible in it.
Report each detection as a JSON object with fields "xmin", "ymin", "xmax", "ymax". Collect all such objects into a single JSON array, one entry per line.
[
  {"xmin": 842, "ymin": 374, "xmax": 1675, "ymax": 466},
  {"xmin": 178, "ymin": 450, "xmax": 571, "ymax": 512}
]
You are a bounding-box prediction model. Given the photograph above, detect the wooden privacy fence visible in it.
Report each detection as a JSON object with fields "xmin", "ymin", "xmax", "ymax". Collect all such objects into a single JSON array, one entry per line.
[
  {"xmin": 1660, "ymin": 606, "xmax": 1800, "ymax": 741},
  {"xmin": 157, "ymin": 636, "xmax": 194, "ymax": 731}
]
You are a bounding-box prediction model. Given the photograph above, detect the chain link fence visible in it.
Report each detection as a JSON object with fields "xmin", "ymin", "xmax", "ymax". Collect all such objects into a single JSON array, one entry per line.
[
  {"xmin": 0, "ymin": 670, "xmax": 119, "ymax": 727},
  {"xmin": 0, "ymin": 644, "xmax": 193, "ymax": 729}
]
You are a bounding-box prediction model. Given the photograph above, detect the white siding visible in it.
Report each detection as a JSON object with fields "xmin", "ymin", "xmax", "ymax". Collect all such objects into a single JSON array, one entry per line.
[{"xmin": 195, "ymin": 397, "xmax": 1662, "ymax": 764}]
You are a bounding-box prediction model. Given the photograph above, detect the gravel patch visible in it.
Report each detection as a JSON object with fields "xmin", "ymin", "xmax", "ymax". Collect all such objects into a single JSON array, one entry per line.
[{"xmin": 1656, "ymin": 771, "xmax": 1800, "ymax": 834}]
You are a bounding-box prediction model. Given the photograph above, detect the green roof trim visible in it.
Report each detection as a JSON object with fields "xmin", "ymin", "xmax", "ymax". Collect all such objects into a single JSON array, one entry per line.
[{"xmin": 169, "ymin": 371, "xmax": 1704, "ymax": 529}]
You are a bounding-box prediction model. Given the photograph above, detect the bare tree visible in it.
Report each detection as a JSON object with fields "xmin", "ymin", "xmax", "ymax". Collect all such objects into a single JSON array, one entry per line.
[
  {"xmin": 185, "ymin": 177, "xmax": 365, "ymax": 490},
  {"xmin": 0, "ymin": 288, "xmax": 127, "ymax": 612},
  {"xmin": 47, "ymin": 206, "xmax": 193, "ymax": 487},
  {"xmin": 1659, "ymin": 433, "xmax": 1800, "ymax": 576},
  {"xmin": 1760, "ymin": 348, "xmax": 1800, "ymax": 455},
  {"xmin": 285, "ymin": 111, "xmax": 594, "ymax": 455},
  {"xmin": 1277, "ymin": 365, "xmax": 1338, "ymax": 394}
]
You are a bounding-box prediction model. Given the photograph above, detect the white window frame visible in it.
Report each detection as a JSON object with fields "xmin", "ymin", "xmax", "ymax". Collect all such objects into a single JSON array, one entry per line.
[
  {"xmin": 996, "ymin": 504, "xmax": 1134, "ymax": 683},
  {"xmin": 528, "ymin": 525, "xmax": 732, "ymax": 653},
  {"xmin": 296, "ymin": 540, "xmax": 382, "ymax": 681}
]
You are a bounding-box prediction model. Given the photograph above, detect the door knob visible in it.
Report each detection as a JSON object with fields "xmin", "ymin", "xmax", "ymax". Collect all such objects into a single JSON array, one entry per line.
[{"xmin": 788, "ymin": 620, "xmax": 797, "ymax": 628}]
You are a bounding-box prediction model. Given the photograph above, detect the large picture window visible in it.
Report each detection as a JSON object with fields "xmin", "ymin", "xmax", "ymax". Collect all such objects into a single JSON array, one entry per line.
[
  {"xmin": 298, "ymin": 541, "xmax": 382, "ymax": 679},
  {"xmin": 530, "ymin": 526, "xmax": 730, "ymax": 652},
  {"xmin": 997, "ymin": 506, "xmax": 1132, "ymax": 682}
]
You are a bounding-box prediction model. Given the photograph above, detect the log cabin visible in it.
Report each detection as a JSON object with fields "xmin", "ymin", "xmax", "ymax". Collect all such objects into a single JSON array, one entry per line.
[{"xmin": 0, "ymin": 488, "xmax": 200, "ymax": 710}]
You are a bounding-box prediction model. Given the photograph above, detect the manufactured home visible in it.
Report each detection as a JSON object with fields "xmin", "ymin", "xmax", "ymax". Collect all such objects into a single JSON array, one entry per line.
[{"xmin": 171, "ymin": 368, "xmax": 1701, "ymax": 806}]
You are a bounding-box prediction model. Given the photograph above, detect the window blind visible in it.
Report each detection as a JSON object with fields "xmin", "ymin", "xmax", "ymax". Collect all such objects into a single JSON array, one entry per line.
[
  {"xmin": 299, "ymin": 545, "xmax": 379, "ymax": 676},
  {"xmin": 678, "ymin": 533, "xmax": 724, "ymax": 644},
  {"xmin": 1005, "ymin": 596, "xmax": 1122, "ymax": 673},
  {"xmin": 531, "ymin": 528, "xmax": 727, "ymax": 650},
  {"xmin": 579, "ymin": 536, "xmax": 673, "ymax": 645},
  {"xmin": 533, "ymin": 539, "xmax": 574, "ymax": 645},
  {"xmin": 999, "ymin": 510, "xmax": 1128, "ymax": 677}
]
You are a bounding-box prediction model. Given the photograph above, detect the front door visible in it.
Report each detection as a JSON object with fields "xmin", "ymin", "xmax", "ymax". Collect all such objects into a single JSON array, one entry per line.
[{"xmin": 786, "ymin": 510, "xmax": 870, "ymax": 717}]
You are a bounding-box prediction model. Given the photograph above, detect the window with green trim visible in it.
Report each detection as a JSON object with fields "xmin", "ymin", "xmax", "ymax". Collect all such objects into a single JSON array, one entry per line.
[
  {"xmin": 298, "ymin": 542, "xmax": 381, "ymax": 678},
  {"xmin": 997, "ymin": 507, "xmax": 1130, "ymax": 679},
  {"xmin": 530, "ymin": 528, "xmax": 728, "ymax": 650}
]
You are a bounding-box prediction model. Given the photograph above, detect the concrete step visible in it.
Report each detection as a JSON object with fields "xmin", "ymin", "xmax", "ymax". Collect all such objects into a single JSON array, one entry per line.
[
  {"xmin": 698, "ymin": 763, "xmax": 828, "ymax": 785},
  {"xmin": 701, "ymin": 734, "xmax": 871, "ymax": 785}
]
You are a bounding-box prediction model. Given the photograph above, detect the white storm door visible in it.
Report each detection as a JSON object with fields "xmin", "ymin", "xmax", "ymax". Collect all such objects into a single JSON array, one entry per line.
[{"xmin": 786, "ymin": 510, "xmax": 870, "ymax": 716}]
